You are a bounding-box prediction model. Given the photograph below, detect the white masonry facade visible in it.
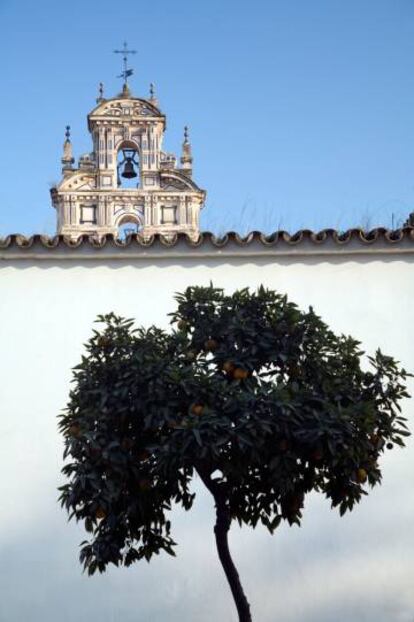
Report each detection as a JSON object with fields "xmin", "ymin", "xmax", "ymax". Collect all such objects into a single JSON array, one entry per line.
[
  {"xmin": 50, "ymin": 83, "xmax": 206, "ymax": 240},
  {"xmin": 0, "ymin": 231, "xmax": 414, "ymax": 621}
]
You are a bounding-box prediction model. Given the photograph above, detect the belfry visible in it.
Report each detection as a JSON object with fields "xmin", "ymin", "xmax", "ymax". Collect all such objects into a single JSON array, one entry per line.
[{"xmin": 51, "ymin": 44, "xmax": 206, "ymax": 239}]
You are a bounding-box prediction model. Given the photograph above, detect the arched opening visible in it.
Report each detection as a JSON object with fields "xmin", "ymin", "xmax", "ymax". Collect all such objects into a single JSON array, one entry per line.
[
  {"xmin": 117, "ymin": 215, "xmax": 142, "ymax": 240},
  {"xmin": 117, "ymin": 141, "xmax": 140, "ymax": 189}
]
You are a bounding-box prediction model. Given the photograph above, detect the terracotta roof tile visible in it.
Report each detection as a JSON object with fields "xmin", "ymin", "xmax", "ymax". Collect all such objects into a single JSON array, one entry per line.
[{"xmin": 0, "ymin": 227, "xmax": 414, "ymax": 252}]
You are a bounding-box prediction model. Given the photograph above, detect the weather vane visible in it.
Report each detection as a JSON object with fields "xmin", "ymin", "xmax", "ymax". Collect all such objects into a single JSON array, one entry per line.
[{"xmin": 114, "ymin": 41, "xmax": 136, "ymax": 85}]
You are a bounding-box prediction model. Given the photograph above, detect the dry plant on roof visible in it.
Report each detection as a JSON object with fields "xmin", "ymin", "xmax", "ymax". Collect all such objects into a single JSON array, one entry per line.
[{"xmin": 59, "ymin": 285, "xmax": 410, "ymax": 622}]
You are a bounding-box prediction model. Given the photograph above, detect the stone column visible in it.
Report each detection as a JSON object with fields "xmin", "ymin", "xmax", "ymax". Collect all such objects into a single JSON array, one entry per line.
[
  {"xmin": 179, "ymin": 195, "xmax": 186, "ymax": 225},
  {"xmin": 98, "ymin": 196, "xmax": 106, "ymax": 226},
  {"xmin": 153, "ymin": 195, "xmax": 159, "ymax": 225},
  {"xmin": 144, "ymin": 195, "xmax": 151, "ymax": 227},
  {"xmin": 98, "ymin": 126, "xmax": 105, "ymax": 169},
  {"xmin": 63, "ymin": 197, "xmax": 70, "ymax": 226}
]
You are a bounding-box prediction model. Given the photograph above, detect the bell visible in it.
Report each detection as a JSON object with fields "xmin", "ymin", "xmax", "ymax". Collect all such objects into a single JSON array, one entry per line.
[{"xmin": 121, "ymin": 158, "xmax": 137, "ymax": 179}]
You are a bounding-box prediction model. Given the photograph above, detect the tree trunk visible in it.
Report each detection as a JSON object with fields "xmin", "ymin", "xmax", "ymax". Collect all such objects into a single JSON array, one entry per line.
[{"xmin": 214, "ymin": 497, "xmax": 253, "ymax": 622}]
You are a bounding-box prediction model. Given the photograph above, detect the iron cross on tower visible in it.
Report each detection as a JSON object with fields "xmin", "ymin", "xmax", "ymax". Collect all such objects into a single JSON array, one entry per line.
[{"xmin": 114, "ymin": 41, "xmax": 137, "ymax": 85}]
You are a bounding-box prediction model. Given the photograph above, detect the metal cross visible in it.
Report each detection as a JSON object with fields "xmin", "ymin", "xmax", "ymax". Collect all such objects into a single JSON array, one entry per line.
[{"xmin": 114, "ymin": 41, "xmax": 136, "ymax": 85}]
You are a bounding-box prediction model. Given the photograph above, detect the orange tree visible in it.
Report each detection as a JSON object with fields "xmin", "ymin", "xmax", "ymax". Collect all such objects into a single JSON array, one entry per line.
[{"xmin": 59, "ymin": 286, "xmax": 410, "ymax": 622}]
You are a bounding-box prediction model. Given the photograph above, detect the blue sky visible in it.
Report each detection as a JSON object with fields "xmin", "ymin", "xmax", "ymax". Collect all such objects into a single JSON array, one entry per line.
[{"xmin": 1, "ymin": 0, "xmax": 414, "ymax": 234}]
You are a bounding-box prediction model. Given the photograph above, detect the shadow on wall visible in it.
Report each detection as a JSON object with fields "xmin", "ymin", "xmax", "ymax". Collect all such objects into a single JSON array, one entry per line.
[
  {"xmin": 2, "ymin": 253, "xmax": 414, "ymax": 272},
  {"xmin": 0, "ymin": 479, "xmax": 413, "ymax": 622}
]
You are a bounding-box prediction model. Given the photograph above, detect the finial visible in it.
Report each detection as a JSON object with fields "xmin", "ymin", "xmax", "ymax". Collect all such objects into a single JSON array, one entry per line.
[
  {"xmin": 181, "ymin": 125, "xmax": 193, "ymax": 177},
  {"xmin": 148, "ymin": 82, "xmax": 159, "ymax": 107},
  {"xmin": 114, "ymin": 41, "xmax": 136, "ymax": 88},
  {"xmin": 96, "ymin": 82, "xmax": 105, "ymax": 103},
  {"xmin": 121, "ymin": 82, "xmax": 131, "ymax": 98},
  {"xmin": 62, "ymin": 125, "xmax": 74, "ymax": 172}
]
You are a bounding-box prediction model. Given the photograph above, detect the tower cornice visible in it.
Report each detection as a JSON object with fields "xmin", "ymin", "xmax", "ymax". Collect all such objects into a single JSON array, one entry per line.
[{"xmin": 87, "ymin": 97, "xmax": 165, "ymax": 132}]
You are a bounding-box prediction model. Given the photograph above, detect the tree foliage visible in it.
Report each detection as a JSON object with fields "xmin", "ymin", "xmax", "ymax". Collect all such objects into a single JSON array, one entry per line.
[{"xmin": 59, "ymin": 285, "xmax": 410, "ymax": 582}]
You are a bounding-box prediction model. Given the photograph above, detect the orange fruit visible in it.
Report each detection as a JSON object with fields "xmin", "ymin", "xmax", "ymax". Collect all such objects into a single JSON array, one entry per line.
[
  {"xmin": 97, "ymin": 336, "xmax": 110, "ymax": 347},
  {"xmin": 370, "ymin": 433, "xmax": 382, "ymax": 446},
  {"xmin": 191, "ymin": 403, "xmax": 204, "ymax": 416},
  {"xmin": 222, "ymin": 361, "xmax": 235, "ymax": 373},
  {"xmin": 69, "ymin": 423, "xmax": 81, "ymax": 438},
  {"xmin": 138, "ymin": 478, "xmax": 151, "ymax": 491},
  {"xmin": 233, "ymin": 367, "xmax": 249, "ymax": 380},
  {"xmin": 204, "ymin": 339, "xmax": 218, "ymax": 352},
  {"xmin": 95, "ymin": 507, "xmax": 106, "ymax": 520},
  {"xmin": 356, "ymin": 468, "xmax": 368, "ymax": 483}
]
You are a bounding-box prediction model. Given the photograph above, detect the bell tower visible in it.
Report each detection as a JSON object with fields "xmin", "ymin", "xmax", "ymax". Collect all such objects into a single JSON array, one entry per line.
[{"xmin": 50, "ymin": 45, "xmax": 206, "ymax": 240}]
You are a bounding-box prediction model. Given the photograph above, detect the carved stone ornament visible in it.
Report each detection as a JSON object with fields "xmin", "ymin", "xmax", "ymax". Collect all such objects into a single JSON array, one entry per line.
[{"xmin": 51, "ymin": 80, "xmax": 206, "ymax": 240}]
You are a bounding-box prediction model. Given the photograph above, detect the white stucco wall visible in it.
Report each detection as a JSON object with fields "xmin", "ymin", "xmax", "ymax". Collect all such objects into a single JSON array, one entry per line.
[{"xmin": 0, "ymin": 250, "xmax": 413, "ymax": 622}]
